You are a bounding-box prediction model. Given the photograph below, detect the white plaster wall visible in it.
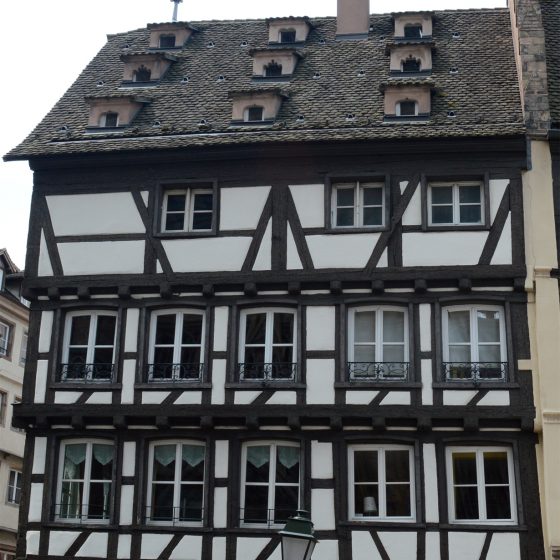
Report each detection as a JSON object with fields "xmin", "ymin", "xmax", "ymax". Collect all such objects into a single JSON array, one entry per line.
[
  {"xmin": 34, "ymin": 360, "xmax": 49, "ymax": 403},
  {"xmin": 220, "ymin": 187, "xmax": 270, "ymax": 230},
  {"xmin": 312, "ymin": 489, "xmax": 336, "ymax": 529},
  {"xmin": 211, "ymin": 360, "xmax": 226, "ymax": 404},
  {"xmin": 124, "ymin": 309, "xmax": 140, "ymax": 353},
  {"xmin": 448, "ymin": 532, "xmax": 486, "ymax": 560},
  {"xmin": 170, "ymin": 535, "xmax": 202, "ymax": 560},
  {"xmin": 346, "ymin": 391, "xmax": 379, "ymax": 405},
  {"xmin": 443, "ymin": 390, "xmax": 477, "ymax": 406},
  {"xmin": 287, "ymin": 224, "xmax": 304, "ymax": 269},
  {"xmin": 421, "ymin": 359, "xmax": 433, "ymax": 406},
  {"xmin": 48, "ymin": 531, "xmax": 81, "ymax": 556},
  {"xmin": 215, "ymin": 440, "xmax": 229, "ymax": 478},
  {"xmin": 402, "ymin": 182, "xmax": 422, "ymax": 226},
  {"xmin": 120, "ymin": 485, "xmax": 134, "ymax": 524},
  {"xmin": 32, "ymin": 437, "xmax": 47, "ymax": 474},
  {"xmin": 38, "ymin": 311, "xmax": 54, "ymax": 353},
  {"xmin": 28, "ymin": 483, "xmax": 43, "ymax": 522},
  {"xmin": 423, "ymin": 443, "xmax": 439, "ymax": 522},
  {"xmin": 379, "ymin": 532, "xmax": 417, "ymax": 560},
  {"xmin": 380, "ymin": 391, "xmax": 411, "ymax": 405},
  {"xmin": 306, "ymin": 359, "xmax": 335, "ymax": 404},
  {"xmin": 174, "ymin": 391, "xmax": 203, "ymax": 404},
  {"xmin": 236, "ymin": 538, "xmax": 271, "ymax": 560},
  {"xmin": 47, "ymin": 193, "xmax": 145, "ymax": 235},
  {"xmin": 59, "ymin": 241, "xmax": 145, "ymax": 275},
  {"xmin": 491, "ymin": 214, "xmax": 512, "ymax": 265},
  {"xmin": 122, "ymin": 442, "xmax": 136, "ymax": 476},
  {"xmin": 38, "ymin": 230, "xmax": 53, "ymax": 276},
  {"xmin": 26, "ymin": 531, "xmax": 40, "ymax": 556},
  {"xmin": 306, "ymin": 306, "xmax": 335, "ymax": 350},
  {"xmin": 266, "ymin": 391, "xmax": 297, "ymax": 405},
  {"xmin": 489, "ymin": 179, "xmax": 510, "ymax": 222},
  {"xmin": 214, "ymin": 487, "xmax": 228, "ymax": 528},
  {"xmin": 486, "ymin": 533, "xmax": 520, "ymax": 560},
  {"xmin": 403, "ymin": 232, "xmax": 488, "ymax": 266},
  {"xmin": 213, "ymin": 307, "xmax": 229, "ymax": 352},
  {"xmin": 54, "ymin": 391, "xmax": 82, "ymax": 404},
  {"xmin": 419, "ymin": 304, "xmax": 431, "ymax": 351},
  {"xmin": 141, "ymin": 534, "xmax": 174, "ymax": 560},
  {"xmin": 85, "ymin": 392, "xmax": 113, "ymax": 404},
  {"xmin": 253, "ymin": 220, "xmax": 272, "ymax": 271},
  {"xmin": 311, "ymin": 441, "xmax": 333, "ymax": 479},
  {"xmin": 117, "ymin": 535, "xmax": 132, "ymax": 559},
  {"xmin": 289, "ymin": 184, "xmax": 325, "ymax": 228},
  {"xmin": 234, "ymin": 391, "xmax": 261, "ymax": 404},
  {"xmin": 141, "ymin": 391, "xmax": 170, "ymax": 404},
  {"xmin": 162, "ymin": 237, "xmax": 252, "ymax": 272},
  {"xmin": 477, "ymin": 391, "xmax": 510, "ymax": 406},
  {"xmin": 426, "ymin": 533, "xmax": 441, "ymax": 560},
  {"xmin": 313, "ymin": 540, "xmax": 339, "ymax": 560},
  {"xmin": 352, "ymin": 531, "xmax": 381, "ymax": 560},
  {"xmin": 212, "ymin": 537, "xmax": 227, "ymax": 560},
  {"xmin": 76, "ymin": 532, "xmax": 109, "ymax": 558},
  {"xmin": 121, "ymin": 359, "xmax": 136, "ymax": 404},
  {"xmin": 307, "ymin": 234, "xmax": 384, "ymax": 269}
]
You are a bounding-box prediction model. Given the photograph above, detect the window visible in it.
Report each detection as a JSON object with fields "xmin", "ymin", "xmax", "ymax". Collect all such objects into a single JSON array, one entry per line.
[
  {"xmin": 264, "ymin": 61, "xmax": 283, "ymax": 77},
  {"xmin": 447, "ymin": 447, "xmax": 516, "ymax": 524},
  {"xmin": 404, "ymin": 24, "xmax": 422, "ymax": 39},
  {"xmin": 245, "ymin": 106, "xmax": 264, "ymax": 122},
  {"xmin": 0, "ymin": 321, "xmax": 9, "ymax": 357},
  {"xmin": 60, "ymin": 311, "xmax": 117, "ymax": 382},
  {"xmin": 396, "ymin": 100, "xmax": 418, "ymax": 117},
  {"xmin": 7, "ymin": 470, "xmax": 22, "ymax": 505},
  {"xmin": 279, "ymin": 30, "xmax": 296, "ymax": 43},
  {"xmin": 162, "ymin": 187, "xmax": 214, "ymax": 233},
  {"xmin": 56, "ymin": 440, "xmax": 114, "ymax": 521},
  {"xmin": 241, "ymin": 442, "xmax": 300, "ymax": 526},
  {"xmin": 159, "ymin": 34, "xmax": 176, "ymax": 48},
  {"xmin": 147, "ymin": 441, "xmax": 205, "ymax": 525},
  {"xmin": 133, "ymin": 64, "xmax": 152, "ymax": 82},
  {"xmin": 19, "ymin": 331, "xmax": 27, "ymax": 367},
  {"xmin": 148, "ymin": 310, "xmax": 205, "ymax": 382},
  {"xmin": 348, "ymin": 307, "xmax": 408, "ymax": 381},
  {"xmin": 348, "ymin": 445, "xmax": 415, "ymax": 521},
  {"xmin": 11, "ymin": 397, "xmax": 23, "ymax": 433},
  {"xmin": 402, "ymin": 56, "xmax": 421, "ymax": 72},
  {"xmin": 429, "ymin": 182, "xmax": 484, "ymax": 226},
  {"xmin": 0, "ymin": 391, "xmax": 6, "ymax": 426},
  {"xmin": 0, "ymin": 553, "xmax": 15, "ymax": 560},
  {"xmin": 239, "ymin": 309, "xmax": 296, "ymax": 381},
  {"xmin": 332, "ymin": 181, "xmax": 385, "ymax": 228},
  {"xmin": 442, "ymin": 306, "xmax": 507, "ymax": 381}
]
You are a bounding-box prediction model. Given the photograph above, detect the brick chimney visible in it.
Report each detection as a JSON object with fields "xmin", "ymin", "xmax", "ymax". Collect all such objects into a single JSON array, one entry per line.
[{"xmin": 337, "ymin": 0, "xmax": 370, "ymax": 40}]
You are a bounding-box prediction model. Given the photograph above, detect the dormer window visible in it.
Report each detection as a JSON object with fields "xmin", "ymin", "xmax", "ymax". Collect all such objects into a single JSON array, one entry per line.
[
  {"xmin": 133, "ymin": 65, "xmax": 152, "ymax": 82},
  {"xmin": 121, "ymin": 53, "xmax": 176, "ymax": 85},
  {"xmin": 402, "ymin": 56, "xmax": 421, "ymax": 72},
  {"xmin": 382, "ymin": 83, "xmax": 432, "ymax": 121},
  {"xmin": 279, "ymin": 30, "xmax": 296, "ymax": 44},
  {"xmin": 246, "ymin": 106, "xmax": 264, "ymax": 122},
  {"xmin": 86, "ymin": 95, "xmax": 150, "ymax": 130},
  {"xmin": 267, "ymin": 18, "xmax": 311, "ymax": 44},
  {"xmin": 148, "ymin": 23, "xmax": 195, "ymax": 49},
  {"xmin": 393, "ymin": 13, "xmax": 433, "ymax": 40},
  {"xmin": 159, "ymin": 34, "xmax": 176, "ymax": 48},
  {"xmin": 264, "ymin": 61, "xmax": 283, "ymax": 78},
  {"xmin": 100, "ymin": 112, "xmax": 119, "ymax": 127},
  {"xmin": 397, "ymin": 101, "xmax": 417, "ymax": 117},
  {"xmin": 230, "ymin": 90, "xmax": 286, "ymax": 124},
  {"xmin": 404, "ymin": 24, "xmax": 422, "ymax": 39}
]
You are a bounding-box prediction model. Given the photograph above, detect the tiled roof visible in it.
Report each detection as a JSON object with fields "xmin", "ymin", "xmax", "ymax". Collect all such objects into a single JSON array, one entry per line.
[
  {"xmin": 4, "ymin": 9, "xmax": 524, "ymax": 161},
  {"xmin": 540, "ymin": 0, "xmax": 560, "ymax": 128}
]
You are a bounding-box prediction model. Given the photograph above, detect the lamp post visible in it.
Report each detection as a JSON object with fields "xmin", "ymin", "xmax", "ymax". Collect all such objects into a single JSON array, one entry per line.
[{"xmin": 279, "ymin": 510, "xmax": 317, "ymax": 560}]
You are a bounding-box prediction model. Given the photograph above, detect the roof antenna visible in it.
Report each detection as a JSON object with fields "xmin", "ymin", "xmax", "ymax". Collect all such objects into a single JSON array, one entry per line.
[{"xmin": 170, "ymin": 0, "xmax": 183, "ymax": 22}]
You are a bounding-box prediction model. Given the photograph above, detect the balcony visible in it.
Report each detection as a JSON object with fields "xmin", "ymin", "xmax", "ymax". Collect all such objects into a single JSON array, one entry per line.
[
  {"xmin": 147, "ymin": 363, "xmax": 203, "ymax": 383},
  {"xmin": 145, "ymin": 505, "xmax": 204, "ymax": 525},
  {"xmin": 59, "ymin": 363, "xmax": 114, "ymax": 383},
  {"xmin": 238, "ymin": 363, "xmax": 297, "ymax": 381},
  {"xmin": 53, "ymin": 502, "xmax": 110, "ymax": 522},
  {"xmin": 443, "ymin": 362, "xmax": 507, "ymax": 382},
  {"xmin": 240, "ymin": 507, "xmax": 294, "ymax": 527},
  {"xmin": 347, "ymin": 362, "xmax": 409, "ymax": 381}
]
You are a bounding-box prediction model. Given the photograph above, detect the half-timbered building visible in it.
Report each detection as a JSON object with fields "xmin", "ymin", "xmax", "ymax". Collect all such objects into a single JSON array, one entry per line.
[{"xmin": 4, "ymin": 1, "xmax": 547, "ymax": 559}]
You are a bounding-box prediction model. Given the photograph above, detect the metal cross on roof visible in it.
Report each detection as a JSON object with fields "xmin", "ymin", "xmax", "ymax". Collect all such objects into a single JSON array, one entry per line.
[{"xmin": 170, "ymin": 0, "xmax": 183, "ymax": 23}]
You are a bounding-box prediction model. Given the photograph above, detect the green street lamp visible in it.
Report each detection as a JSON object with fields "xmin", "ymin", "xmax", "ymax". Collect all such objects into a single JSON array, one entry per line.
[{"xmin": 279, "ymin": 510, "xmax": 317, "ymax": 560}]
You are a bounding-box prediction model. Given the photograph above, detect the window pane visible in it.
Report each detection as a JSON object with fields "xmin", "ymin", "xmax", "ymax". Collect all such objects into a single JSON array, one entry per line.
[
  {"xmin": 245, "ymin": 314, "xmax": 266, "ymax": 344},
  {"xmin": 485, "ymin": 486, "xmax": 512, "ymax": 519},
  {"xmin": 193, "ymin": 193, "xmax": 213, "ymax": 211},
  {"xmin": 355, "ymin": 345, "xmax": 375, "ymax": 362},
  {"xmin": 60, "ymin": 481, "xmax": 83, "ymax": 517},
  {"xmin": 154, "ymin": 347, "xmax": 174, "ymax": 364},
  {"xmin": 274, "ymin": 486, "xmax": 299, "ymax": 523},
  {"xmin": 431, "ymin": 186, "xmax": 453, "ymax": 204},
  {"xmin": 354, "ymin": 484, "xmax": 378, "ymax": 516},
  {"xmin": 63, "ymin": 444, "xmax": 87, "ymax": 479},
  {"xmin": 363, "ymin": 207, "xmax": 383, "ymax": 226},
  {"xmin": 246, "ymin": 446, "xmax": 270, "ymax": 482},
  {"xmin": 363, "ymin": 187, "xmax": 383, "ymax": 205},
  {"xmin": 151, "ymin": 484, "xmax": 174, "ymax": 520},
  {"xmin": 432, "ymin": 206, "xmax": 453, "ymax": 224},
  {"xmin": 484, "ymin": 452, "xmax": 509, "ymax": 484},
  {"xmin": 95, "ymin": 315, "xmax": 116, "ymax": 346},
  {"xmin": 385, "ymin": 451, "xmax": 410, "ymax": 482},
  {"xmin": 156, "ymin": 315, "xmax": 176, "ymax": 345},
  {"xmin": 459, "ymin": 185, "xmax": 481, "ymax": 204},
  {"xmin": 165, "ymin": 213, "xmax": 185, "ymax": 231},
  {"xmin": 383, "ymin": 312, "xmax": 405, "ymax": 343},
  {"xmin": 153, "ymin": 445, "xmax": 176, "ymax": 481},
  {"xmin": 192, "ymin": 212, "xmax": 213, "ymax": 230},
  {"xmin": 355, "ymin": 312, "xmax": 375, "ymax": 343},
  {"xmin": 182, "ymin": 314, "xmax": 203, "ymax": 344},
  {"xmin": 337, "ymin": 208, "xmax": 354, "ymax": 226},
  {"xmin": 244, "ymin": 347, "xmax": 265, "ymax": 364},
  {"xmin": 276, "ymin": 447, "xmax": 300, "ymax": 484},
  {"xmin": 180, "ymin": 347, "xmax": 201, "ymax": 365},
  {"xmin": 68, "ymin": 347, "xmax": 88, "ymax": 364},
  {"xmin": 88, "ymin": 482, "xmax": 111, "ymax": 519},
  {"xmin": 181, "ymin": 445, "xmax": 205, "ymax": 481},
  {"xmin": 273, "ymin": 313, "xmax": 294, "ymax": 344},
  {"xmin": 167, "ymin": 194, "xmax": 186, "ymax": 212},
  {"xmin": 179, "ymin": 485, "xmax": 203, "ymax": 520},
  {"xmin": 453, "ymin": 452, "xmax": 477, "ymax": 484},
  {"xmin": 448, "ymin": 311, "xmax": 470, "ymax": 343},
  {"xmin": 91, "ymin": 444, "xmax": 113, "ymax": 480},
  {"xmin": 449, "ymin": 345, "xmax": 471, "ymax": 362},
  {"xmin": 382, "ymin": 345, "xmax": 405, "ymax": 362},
  {"xmin": 386, "ymin": 484, "xmax": 411, "ymax": 517},
  {"xmin": 244, "ymin": 486, "xmax": 269, "ymax": 523},
  {"xmin": 336, "ymin": 187, "xmax": 354, "ymax": 206},
  {"xmin": 459, "ymin": 205, "xmax": 481, "ymax": 223},
  {"xmin": 454, "ymin": 486, "xmax": 479, "ymax": 519},
  {"xmin": 478, "ymin": 345, "xmax": 501, "ymax": 362},
  {"xmin": 354, "ymin": 450, "xmax": 377, "ymax": 483},
  {"xmin": 70, "ymin": 316, "xmax": 90, "ymax": 346},
  {"xmin": 272, "ymin": 346, "xmax": 293, "ymax": 364},
  {"xmin": 93, "ymin": 347, "xmax": 113, "ymax": 365},
  {"xmin": 477, "ymin": 311, "xmax": 501, "ymax": 343}
]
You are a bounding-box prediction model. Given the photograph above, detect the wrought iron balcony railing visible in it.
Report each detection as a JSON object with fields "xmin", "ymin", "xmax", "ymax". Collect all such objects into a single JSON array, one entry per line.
[
  {"xmin": 347, "ymin": 362, "xmax": 409, "ymax": 381},
  {"xmin": 53, "ymin": 503, "xmax": 110, "ymax": 522},
  {"xmin": 443, "ymin": 362, "xmax": 508, "ymax": 382},
  {"xmin": 238, "ymin": 362, "xmax": 297, "ymax": 381},
  {"xmin": 145, "ymin": 505, "xmax": 204, "ymax": 525},
  {"xmin": 59, "ymin": 363, "xmax": 114, "ymax": 382},
  {"xmin": 240, "ymin": 507, "xmax": 295, "ymax": 527},
  {"xmin": 147, "ymin": 363, "xmax": 203, "ymax": 382}
]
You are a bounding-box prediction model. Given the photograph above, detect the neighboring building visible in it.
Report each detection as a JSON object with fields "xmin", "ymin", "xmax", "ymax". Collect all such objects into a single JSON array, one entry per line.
[
  {"xmin": 3, "ymin": 2, "xmax": 548, "ymax": 560},
  {"xmin": 0, "ymin": 250, "xmax": 28, "ymax": 560}
]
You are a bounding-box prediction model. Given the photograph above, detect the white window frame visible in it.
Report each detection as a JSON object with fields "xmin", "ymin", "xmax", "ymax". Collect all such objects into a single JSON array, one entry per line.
[
  {"xmin": 428, "ymin": 181, "xmax": 484, "ymax": 226},
  {"xmin": 7, "ymin": 469, "xmax": 22, "ymax": 505},
  {"xmin": 161, "ymin": 188, "xmax": 214, "ymax": 233},
  {"xmin": 348, "ymin": 444, "xmax": 416, "ymax": 522},
  {"xmin": 0, "ymin": 391, "xmax": 6, "ymax": 426},
  {"xmin": 0, "ymin": 321, "xmax": 9, "ymax": 357},
  {"xmin": 240, "ymin": 441, "xmax": 301, "ymax": 528},
  {"xmin": 396, "ymin": 100, "xmax": 419, "ymax": 117},
  {"xmin": 147, "ymin": 440, "xmax": 206, "ymax": 526},
  {"xmin": 442, "ymin": 305, "xmax": 507, "ymax": 364},
  {"xmin": 19, "ymin": 331, "xmax": 28, "ymax": 367},
  {"xmin": 244, "ymin": 106, "xmax": 265, "ymax": 122},
  {"xmin": 332, "ymin": 181, "xmax": 385, "ymax": 229},
  {"xmin": 148, "ymin": 309, "xmax": 205, "ymax": 381},
  {"xmin": 446, "ymin": 446, "xmax": 517, "ymax": 524},
  {"xmin": 99, "ymin": 112, "xmax": 119, "ymax": 127},
  {"xmin": 55, "ymin": 439, "xmax": 114, "ymax": 523}
]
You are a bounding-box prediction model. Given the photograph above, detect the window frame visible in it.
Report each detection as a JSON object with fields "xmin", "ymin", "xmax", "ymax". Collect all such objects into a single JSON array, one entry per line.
[
  {"xmin": 0, "ymin": 318, "xmax": 12, "ymax": 359},
  {"xmin": 446, "ymin": 446, "xmax": 517, "ymax": 525},
  {"xmin": 146, "ymin": 439, "xmax": 207, "ymax": 527},
  {"xmin": 428, "ymin": 181, "xmax": 485, "ymax": 227},
  {"xmin": 0, "ymin": 391, "xmax": 6, "ymax": 426},
  {"xmin": 19, "ymin": 331, "xmax": 28, "ymax": 367},
  {"xmin": 156, "ymin": 181, "xmax": 218, "ymax": 238},
  {"xmin": 240, "ymin": 440, "xmax": 301, "ymax": 528},
  {"xmin": 159, "ymin": 34, "xmax": 177, "ymax": 48},
  {"xmin": 278, "ymin": 29, "xmax": 297, "ymax": 44},
  {"xmin": 55, "ymin": 439, "xmax": 115, "ymax": 523},
  {"xmin": 244, "ymin": 106, "xmax": 265, "ymax": 122},
  {"xmin": 348, "ymin": 444, "xmax": 416, "ymax": 522},
  {"xmin": 396, "ymin": 100, "xmax": 419, "ymax": 117},
  {"xmin": 6, "ymin": 469, "xmax": 22, "ymax": 505}
]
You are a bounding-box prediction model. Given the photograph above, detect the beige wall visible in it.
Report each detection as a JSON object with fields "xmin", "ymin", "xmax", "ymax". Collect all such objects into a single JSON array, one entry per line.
[
  {"xmin": 394, "ymin": 14, "xmax": 433, "ymax": 38},
  {"xmin": 252, "ymin": 51, "xmax": 298, "ymax": 76},
  {"xmin": 389, "ymin": 45, "xmax": 432, "ymax": 72},
  {"xmin": 268, "ymin": 20, "xmax": 310, "ymax": 43},
  {"xmin": 383, "ymin": 86, "xmax": 431, "ymax": 115}
]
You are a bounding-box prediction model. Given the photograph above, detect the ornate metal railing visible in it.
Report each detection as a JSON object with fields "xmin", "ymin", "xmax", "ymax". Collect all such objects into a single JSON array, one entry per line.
[
  {"xmin": 238, "ymin": 362, "xmax": 297, "ymax": 381},
  {"xmin": 53, "ymin": 503, "xmax": 110, "ymax": 522},
  {"xmin": 147, "ymin": 363, "xmax": 203, "ymax": 382},
  {"xmin": 145, "ymin": 505, "xmax": 204, "ymax": 525},
  {"xmin": 59, "ymin": 363, "xmax": 114, "ymax": 382},
  {"xmin": 443, "ymin": 362, "xmax": 508, "ymax": 382},
  {"xmin": 240, "ymin": 507, "xmax": 294, "ymax": 527},
  {"xmin": 347, "ymin": 362, "xmax": 409, "ymax": 381}
]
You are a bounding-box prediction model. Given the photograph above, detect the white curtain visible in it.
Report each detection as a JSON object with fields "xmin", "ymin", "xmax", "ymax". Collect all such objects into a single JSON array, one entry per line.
[{"xmin": 278, "ymin": 446, "xmax": 299, "ymax": 469}]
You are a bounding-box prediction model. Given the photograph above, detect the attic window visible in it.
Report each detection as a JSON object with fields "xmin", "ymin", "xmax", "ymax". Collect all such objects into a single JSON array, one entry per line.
[
  {"xmin": 397, "ymin": 101, "xmax": 417, "ymax": 117},
  {"xmin": 265, "ymin": 61, "xmax": 283, "ymax": 78},
  {"xmin": 133, "ymin": 65, "xmax": 152, "ymax": 82},
  {"xmin": 100, "ymin": 112, "xmax": 119, "ymax": 127},
  {"xmin": 279, "ymin": 30, "xmax": 296, "ymax": 43},
  {"xmin": 159, "ymin": 34, "xmax": 176, "ymax": 48},
  {"xmin": 246, "ymin": 106, "xmax": 264, "ymax": 122},
  {"xmin": 404, "ymin": 24, "xmax": 422, "ymax": 39},
  {"xmin": 402, "ymin": 56, "xmax": 421, "ymax": 72}
]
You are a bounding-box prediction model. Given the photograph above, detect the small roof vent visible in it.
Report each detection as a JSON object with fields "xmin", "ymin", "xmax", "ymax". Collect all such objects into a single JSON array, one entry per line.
[
  {"xmin": 217, "ymin": 75, "xmax": 226, "ymax": 82},
  {"xmin": 313, "ymin": 72, "xmax": 321, "ymax": 79},
  {"xmin": 207, "ymin": 41, "xmax": 215, "ymax": 48},
  {"xmin": 97, "ymin": 80, "xmax": 106, "ymax": 87},
  {"xmin": 296, "ymin": 115, "xmax": 305, "ymax": 123},
  {"xmin": 452, "ymin": 32, "xmax": 461, "ymax": 39},
  {"xmin": 346, "ymin": 113, "xmax": 356, "ymax": 121},
  {"xmin": 357, "ymin": 70, "xmax": 366, "ymax": 78},
  {"xmin": 58, "ymin": 125, "xmax": 69, "ymax": 133},
  {"xmin": 181, "ymin": 76, "xmax": 190, "ymax": 84},
  {"xmin": 449, "ymin": 66, "xmax": 459, "ymax": 74},
  {"xmin": 153, "ymin": 119, "xmax": 162, "ymax": 127},
  {"xmin": 240, "ymin": 40, "xmax": 249, "ymax": 47},
  {"xmin": 318, "ymin": 38, "xmax": 326, "ymax": 45},
  {"xmin": 447, "ymin": 110, "xmax": 457, "ymax": 118}
]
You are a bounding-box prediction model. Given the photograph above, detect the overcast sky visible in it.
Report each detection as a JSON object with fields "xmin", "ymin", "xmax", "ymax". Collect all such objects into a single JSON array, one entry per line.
[{"xmin": 0, "ymin": 0, "xmax": 507, "ymax": 269}]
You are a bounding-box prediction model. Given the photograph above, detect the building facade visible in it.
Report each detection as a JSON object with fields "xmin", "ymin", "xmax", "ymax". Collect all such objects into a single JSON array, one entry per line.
[
  {"xmin": 0, "ymin": 250, "xmax": 28, "ymax": 560},
  {"xmin": 5, "ymin": 2, "xmax": 548, "ymax": 559}
]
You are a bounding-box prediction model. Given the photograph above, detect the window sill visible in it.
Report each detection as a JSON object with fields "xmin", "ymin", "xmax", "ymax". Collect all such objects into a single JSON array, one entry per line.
[
  {"xmin": 154, "ymin": 230, "xmax": 217, "ymax": 239},
  {"xmin": 226, "ymin": 382, "xmax": 306, "ymax": 390},
  {"xmin": 335, "ymin": 382, "xmax": 421, "ymax": 389},
  {"xmin": 439, "ymin": 523, "xmax": 526, "ymax": 531},
  {"xmin": 50, "ymin": 383, "xmax": 121, "ymax": 390},
  {"xmin": 425, "ymin": 224, "xmax": 490, "ymax": 232},
  {"xmin": 339, "ymin": 520, "xmax": 423, "ymax": 528},
  {"xmin": 136, "ymin": 382, "xmax": 212, "ymax": 390},
  {"xmin": 325, "ymin": 226, "xmax": 388, "ymax": 234},
  {"xmin": 432, "ymin": 382, "xmax": 518, "ymax": 389}
]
